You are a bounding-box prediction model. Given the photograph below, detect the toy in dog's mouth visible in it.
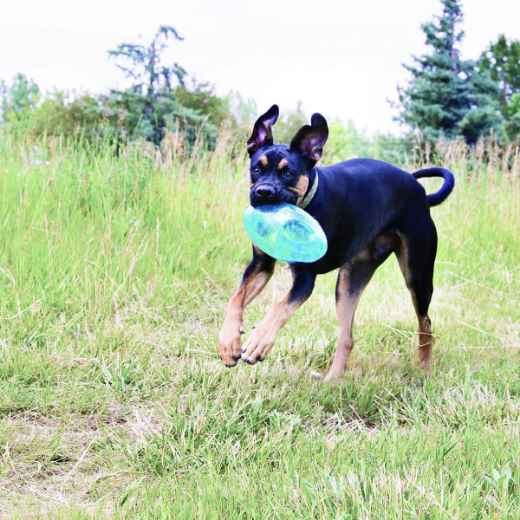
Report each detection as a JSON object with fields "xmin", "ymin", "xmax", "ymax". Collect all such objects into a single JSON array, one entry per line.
[{"xmin": 243, "ymin": 203, "xmax": 327, "ymax": 263}]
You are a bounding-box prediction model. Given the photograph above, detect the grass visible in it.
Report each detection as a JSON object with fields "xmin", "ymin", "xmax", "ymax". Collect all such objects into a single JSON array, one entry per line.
[{"xmin": 0, "ymin": 133, "xmax": 519, "ymax": 518}]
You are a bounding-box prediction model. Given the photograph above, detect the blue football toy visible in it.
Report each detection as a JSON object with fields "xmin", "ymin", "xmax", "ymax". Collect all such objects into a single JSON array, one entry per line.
[{"xmin": 243, "ymin": 203, "xmax": 328, "ymax": 263}]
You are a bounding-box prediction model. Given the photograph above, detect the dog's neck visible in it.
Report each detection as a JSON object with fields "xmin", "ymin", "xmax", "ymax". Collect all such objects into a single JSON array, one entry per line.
[{"xmin": 299, "ymin": 168, "xmax": 319, "ymax": 209}]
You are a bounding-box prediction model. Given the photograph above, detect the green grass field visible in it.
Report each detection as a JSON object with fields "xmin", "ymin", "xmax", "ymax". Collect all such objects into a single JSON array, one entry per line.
[{"xmin": 0, "ymin": 135, "xmax": 519, "ymax": 518}]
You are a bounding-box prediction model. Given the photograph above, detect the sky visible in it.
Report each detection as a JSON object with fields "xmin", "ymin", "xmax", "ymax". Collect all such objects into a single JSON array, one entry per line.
[{"xmin": 1, "ymin": 0, "xmax": 518, "ymax": 134}]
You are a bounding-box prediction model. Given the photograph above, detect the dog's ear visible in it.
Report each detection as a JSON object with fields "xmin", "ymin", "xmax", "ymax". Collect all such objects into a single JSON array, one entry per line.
[
  {"xmin": 247, "ymin": 105, "xmax": 279, "ymax": 156},
  {"xmin": 290, "ymin": 113, "xmax": 329, "ymax": 162}
]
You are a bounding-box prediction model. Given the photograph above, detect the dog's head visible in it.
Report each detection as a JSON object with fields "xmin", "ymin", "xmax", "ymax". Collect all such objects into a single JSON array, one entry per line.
[{"xmin": 247, "ymin": 105, "xmax": 329, "ymax": 207}]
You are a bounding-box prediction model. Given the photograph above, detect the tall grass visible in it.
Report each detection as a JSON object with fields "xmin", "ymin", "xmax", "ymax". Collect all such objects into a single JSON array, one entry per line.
[{"xmin": 0, "ymin": 130, "xmax": 519, "ymax": 517}]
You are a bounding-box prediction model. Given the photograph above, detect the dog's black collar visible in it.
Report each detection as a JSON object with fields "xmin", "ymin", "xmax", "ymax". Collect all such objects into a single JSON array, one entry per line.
[{"xmin": 299, "ymin": 169, "xmax": 319, "ymax": 209}]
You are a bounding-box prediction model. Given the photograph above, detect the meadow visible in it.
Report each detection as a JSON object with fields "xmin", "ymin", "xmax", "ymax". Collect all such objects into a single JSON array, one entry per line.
[{"xmin": 0, "ymin": 132, "xmax": 519, "ymax": 518}]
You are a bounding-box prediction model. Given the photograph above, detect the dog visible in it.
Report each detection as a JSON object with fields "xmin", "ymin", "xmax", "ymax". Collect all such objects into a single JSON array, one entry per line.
[{"xmin": 218, "ymin": 105, "xmax": 454, "ymax": 381}]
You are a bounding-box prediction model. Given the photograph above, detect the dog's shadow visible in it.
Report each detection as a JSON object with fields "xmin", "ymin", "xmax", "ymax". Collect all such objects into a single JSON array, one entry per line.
[{"xmin": 264, "ymin": 322, "xmax": 439, "ymax": 426}]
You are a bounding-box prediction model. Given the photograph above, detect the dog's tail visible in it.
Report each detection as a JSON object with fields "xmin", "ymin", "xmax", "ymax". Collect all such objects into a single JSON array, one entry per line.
[{"xmin": 413, "ymin": 167, "xmax": 455, "ymax": 207}]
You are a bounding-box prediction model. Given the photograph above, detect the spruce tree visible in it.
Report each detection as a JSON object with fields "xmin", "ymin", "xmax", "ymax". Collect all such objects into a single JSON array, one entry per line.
[{"xmin": 397, "ymin": 0, "xmax": 504, "ymax": 145}]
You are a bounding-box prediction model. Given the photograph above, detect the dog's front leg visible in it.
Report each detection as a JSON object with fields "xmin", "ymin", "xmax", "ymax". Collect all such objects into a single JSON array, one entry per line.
[
  {"xmin": 241, "ymin": 267, "xmax": 316, "ymax": 364},
  {"xmin": 219, "ymin": 250, "xmax": 275, "ymax": 367}
]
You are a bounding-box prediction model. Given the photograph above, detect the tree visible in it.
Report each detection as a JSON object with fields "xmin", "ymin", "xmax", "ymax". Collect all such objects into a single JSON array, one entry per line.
[
  {"xmin": 0, "ymin": 73, "xmax": 40, "ymax": 123},
  {"xmin": 479, "ymin": 35, "xmax": 520, "ymax": 108},
  {"xmin": 506, "ymin": 93, "xmax": 520, "ymax": 139},
  {"xmin": 106, "ymin": 26, "xmax": 226, "ymax": 148},
  {"xmin": 479, "ymin": 35, "xmax": 520, "ymax": 140},
  {"xmin": 175, "ymin": 81, "xmax": 226, "ymax": 126},
  {"xmin": 397, "ymin": 0, "xmax": 504, "ymax": 145},
  {"xmin": 107, "ymin": 26, "xmax": 190, "ymax": 146}
]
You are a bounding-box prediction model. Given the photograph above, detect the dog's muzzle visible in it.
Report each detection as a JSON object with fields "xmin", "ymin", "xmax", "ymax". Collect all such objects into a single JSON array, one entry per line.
[{"xmin": 251, "ymin": 183, "xmax": 277, "ymax": 206}]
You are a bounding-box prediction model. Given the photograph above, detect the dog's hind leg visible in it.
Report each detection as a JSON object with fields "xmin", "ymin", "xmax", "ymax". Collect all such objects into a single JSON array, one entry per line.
[
  {"xmin": 219, "ymin": 249, "xmax": 275, "ymax": 367},
  {"xmin": 323, "ymin": 266, "xmax": 363, "ymax": 382},
  {"xmin": 324, "ymin": 235, "xmax": 397, "ymax": 382},
  {"xmin": 396, "ymin": 217, "xmax": 438, "ymax": 371}
]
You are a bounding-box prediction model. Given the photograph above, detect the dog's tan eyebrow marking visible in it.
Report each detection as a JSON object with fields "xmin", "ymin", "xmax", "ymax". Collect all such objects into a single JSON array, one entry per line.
[
  {"xmin": 258, "ymin": 155, "xmax": 268, "ymax": 167},
  {"xmin": 277, "ymin": 158, "xmax": 288, "ymax": 170}
]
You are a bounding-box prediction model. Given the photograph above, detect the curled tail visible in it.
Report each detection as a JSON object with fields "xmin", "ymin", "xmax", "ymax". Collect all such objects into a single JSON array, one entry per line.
[{"xmin": 413, "ymin": 167, "xmax": 455, "ymax": 207}]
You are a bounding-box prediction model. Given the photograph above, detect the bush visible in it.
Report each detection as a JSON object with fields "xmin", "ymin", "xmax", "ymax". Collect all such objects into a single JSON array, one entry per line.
[{"xmin": 27, "ymin": 92, "xmax": 109, "ymax": 144}]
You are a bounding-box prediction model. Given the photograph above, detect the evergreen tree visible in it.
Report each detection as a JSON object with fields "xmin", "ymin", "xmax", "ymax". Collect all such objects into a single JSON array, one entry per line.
[
  {"xmin": 397, "ymin": 0, "xmax": 504, "ymax": 145},
  {"xmin": 458, "ymin": 69, "xmax": 505, "ymax": 144},
  {"xmin": 107, "ymin": 26, "xmax": 219, "ymax": 147},
  {"xmin": 107, "ymin": 26, "xmax": 186, "ymax": 145}
]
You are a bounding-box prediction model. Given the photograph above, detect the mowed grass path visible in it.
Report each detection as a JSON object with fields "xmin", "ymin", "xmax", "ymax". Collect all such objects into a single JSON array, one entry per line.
[{"xmin": 0, "ymin": 136, "xmax": 519, "ymax": 518}]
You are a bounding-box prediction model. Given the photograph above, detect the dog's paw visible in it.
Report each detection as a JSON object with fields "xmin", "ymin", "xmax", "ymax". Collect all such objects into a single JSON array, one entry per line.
[
  {"xmin": 218, "ymin": 331, "xmax": 242, "ymax": 368},
  {"xmin": 240, "ymin": 329, "xmax": 275, "ymax": 365}
]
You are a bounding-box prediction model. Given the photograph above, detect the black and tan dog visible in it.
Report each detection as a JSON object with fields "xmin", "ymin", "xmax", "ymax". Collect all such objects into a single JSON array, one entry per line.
[{"xmin": 219, "ymin": 105, "xmax": 454, "ymax": 381}]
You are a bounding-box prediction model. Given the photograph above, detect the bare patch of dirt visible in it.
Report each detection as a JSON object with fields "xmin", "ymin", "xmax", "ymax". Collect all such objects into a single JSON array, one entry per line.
[{"xmin": 0, "ymin": 404, "xmax": 166, "ymax": 517}]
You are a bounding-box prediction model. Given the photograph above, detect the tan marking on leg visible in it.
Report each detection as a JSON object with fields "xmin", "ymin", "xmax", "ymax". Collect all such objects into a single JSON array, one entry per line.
[
  {"xmin": 241, "ymin": 297, "xmax": 300, "ymax": 364},
  {"xmin": 218, "ymin": 266, "xmax": 273, "ymax": 366},
  {"xmin": 277, "ymin": 158, "xmax": 288, "ymax": 170},
  {"xmin": 418, "ymin": 315, "xmax": 433, "ymax": 372},
  {"xmin": 396, "ymin": 233, "xmax": 434, "ymax": 373},
  {"xmin": 258, "ymin": 154, "xmax": 268, "ymax": 167},
  {"xmin": 324, "ymin": 269, "xmax": 361, "ymax": 382}
]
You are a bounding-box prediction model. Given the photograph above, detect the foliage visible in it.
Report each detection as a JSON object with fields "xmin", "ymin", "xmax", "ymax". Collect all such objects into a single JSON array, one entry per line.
[
  {"xmin": 106, "ymin": 25, "xmax": 223, "ymax": 148},
  {"xmin": 479, "ymin": 35, "xmax": 520, "ymax": 108},
  {"xmin": 479, "ymin": 35, "xmax": 520, "ymax": 140},
  {"xmin": 173, "ymin": 80, "xmax": 230, "ymax": 146},
  {"xmin": 27, "ymin": 92, "xmax": 109, "ymax": 143},
  {"xmin": 175, "ymin": 81, "xmax": 228, "ymax": 129},
  {"xmin": 0, "ymin": 73, "xmax": 40, "ymax": 123},
  {"xmin": 1, "ymin": 21, "xmax": 517, "ymax": 155},
  {"xmin": 224, "ymin": 90, "xmax": 260, "ymax": 148},
  {"xmin": 322, "ymin": 121, "xmax": 412, "ymax": 166},
  {"xmin": 371, "ymin": 132, "xmax": 412, "ymax": 165},
  {"xmin": 323, "ymin": 120, "xmax": 371, "ymax": 163},
  {"xmin": 274, "ymin": 101, "xmax": 308, "ymax": 144},
  {"xmin": 106, "ymin": 25, "xmax": 185, "ymax": 145},
  {"xmin": 458, "ymin": 71, "xmax": 507, "ymax": 145},
  {"xmin": 0, "ymin": 84, "xmax": 113, "ymax": 146},
  {"xmin": 227, "ymin": 90, "xmax": 258, "ymax": 130},
  {"xmin": 103, "ymin": 84, "xmax": 211, "ymax": 148},
  {"xmin": 506, "ymin": 93, "xmax": 520, "ymax": 139},
  {"xmin": 397, "ymin": 0, "xmax": 504, "ymax": 145}
]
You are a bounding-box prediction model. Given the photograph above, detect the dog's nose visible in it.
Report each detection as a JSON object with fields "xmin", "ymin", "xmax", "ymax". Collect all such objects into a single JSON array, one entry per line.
[{"xmin": 254, "ymin": 184, "xmax": 276, "ymax": 201}]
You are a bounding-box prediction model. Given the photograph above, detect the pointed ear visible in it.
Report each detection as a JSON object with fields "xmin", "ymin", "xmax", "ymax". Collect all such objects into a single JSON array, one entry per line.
[
  {"xmin": 247, "ymin": 105, "xmax": 279, "ymax": 156},
  {"xmin": 290, "ymin": 113, "xmax": 329, "ymax": 162}
]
